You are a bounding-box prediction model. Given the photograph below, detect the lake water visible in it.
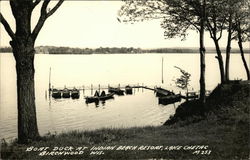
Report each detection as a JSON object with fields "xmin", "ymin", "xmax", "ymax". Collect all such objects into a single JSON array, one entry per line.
[{"xmin": 0, "ymin": 53, "xmax": 249, "ymax": 141}]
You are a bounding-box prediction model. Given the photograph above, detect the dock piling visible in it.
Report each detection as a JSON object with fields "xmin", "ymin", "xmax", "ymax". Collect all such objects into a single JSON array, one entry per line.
[
  {"xmin": 91, "ymin": 84, "xmax": 93, "ymax": 95},
  {"xmin": 48, "ymin": 67, "xmax": 51, "ymax": 96},
  {"xmin": 83, "ymin": 85, "xmax": 85, "ymax": 95}
]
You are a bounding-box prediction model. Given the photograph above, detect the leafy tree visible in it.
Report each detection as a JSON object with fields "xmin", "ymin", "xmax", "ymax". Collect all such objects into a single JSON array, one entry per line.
[
  {"xmin": 205, "ymin": 0, "xmax": 226, "ymax": 83},
  {"xmin": 118, "ymin": 0, "xmax": 207, "ymax": 104},
  {"xmin": 217, "ymin": 0, "xmax": 249, "ymax": 82},
  {"xmin": 224, "ymin": 0, "xmax": 237, "ymax": 81},
  {"xmin": 208, "ymin": 0, "xmax": 250, "ymax": 81},
  {"xmin": 233, "ymin": 0, "xmax": 250, "ymax": 80},
  {"xmin": 0, "ymin": 0, "xmax": 64, "ymax": 143},
  {"xmin": 174, "ymin": 66, "xmax": 191, "ymax": 93}
]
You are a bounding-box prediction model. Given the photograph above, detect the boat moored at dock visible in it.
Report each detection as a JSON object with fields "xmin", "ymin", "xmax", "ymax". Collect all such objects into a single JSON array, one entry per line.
[
  {"xmin": 52, "ymin": 89, "xmax": 61, "ymax": 99},
  {"xmin": 108, "ymin": 87, "xmax": 125, "ymax": 95},
  {"xmin": 158, "ymin": 94, "xmax": 181, "ymax": 105},
  {"xmin": 62, "ymin": 88, "xmax": 70, "ymax": 98},
  {"xmin": 71, "ymin": 88, "xmax": 80, "ymax": 99},
  {"xmin": 155, "ymin": 87, "xmax": 174, "ymax": 97},
  {"xmin": 125, "ymin": 85, "xmax": 133, "ymax": 94}
]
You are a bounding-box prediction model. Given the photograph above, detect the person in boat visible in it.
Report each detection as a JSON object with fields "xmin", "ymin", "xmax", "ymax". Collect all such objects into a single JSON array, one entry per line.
[
  {"xmin": 100, "ymin": 91, "xmax": 106, "ymax": 96},
  {"xmin": 94, "ymin": 90, "xmax": 100, "ymax": 97}
]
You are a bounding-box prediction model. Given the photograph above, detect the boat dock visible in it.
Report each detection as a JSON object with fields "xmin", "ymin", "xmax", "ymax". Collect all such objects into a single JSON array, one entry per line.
[
  {"xmin": 50, "ymin": 84, "xmax": 146, "ymax": 92},
  {"xmin": 48, "ymin": 84, "xmax": 210, "ymax": 105}
]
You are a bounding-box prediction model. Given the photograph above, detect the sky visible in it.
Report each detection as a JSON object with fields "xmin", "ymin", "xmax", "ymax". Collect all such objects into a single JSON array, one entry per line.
[{"xmin": 0, "ymin": 1, "xmax": 249, "ymax": 49}]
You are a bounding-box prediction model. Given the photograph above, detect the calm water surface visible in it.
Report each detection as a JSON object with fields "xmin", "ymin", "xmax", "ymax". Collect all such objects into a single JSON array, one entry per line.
[{"xmin": 0, "ymin": 53, "xmax": 249, "ymax": 141}]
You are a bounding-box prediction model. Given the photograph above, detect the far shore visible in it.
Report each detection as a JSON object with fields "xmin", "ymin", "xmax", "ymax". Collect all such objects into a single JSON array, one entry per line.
[{"xmin": 0, "ymin": 46, "xmax": 250, "ymax": 54}]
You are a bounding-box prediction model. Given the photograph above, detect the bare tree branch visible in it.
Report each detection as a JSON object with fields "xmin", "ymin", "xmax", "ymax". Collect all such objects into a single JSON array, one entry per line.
[
  {"xmin": 217, "ymin": 20, "xmax": 225, "ymax": 40},
  {"xmin": 32, "ymin": 0, "xmax": 42, "ymax": 8},
  {"xmin": 207, "ymin": 24, "xmax": 214, "ymax": 39},
  {"xmin": 46, "ymin": 0, "xmax": 64, "ymax": 18},
  {"xmin": 32, "ymin": 0, "xmax": 64, "ymax": 41},
  {"xmin": 31, "ymin": 0, "xmax": 49, "ymax": 40},
  {"xmin": 0, "ymin": 13, "xmax": 15, "ymax": 40}
]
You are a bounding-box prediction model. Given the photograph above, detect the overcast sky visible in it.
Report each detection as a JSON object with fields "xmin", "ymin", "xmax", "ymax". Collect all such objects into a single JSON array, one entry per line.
[{"xmin": 0, "ymin": 1, "xmax": 249, "ymax": 49}]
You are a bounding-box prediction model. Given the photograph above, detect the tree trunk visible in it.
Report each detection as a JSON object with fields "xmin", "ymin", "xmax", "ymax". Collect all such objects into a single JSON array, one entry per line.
[
  {"xmin": 199, "ymin": 0, "xmax": 206, "ymax": 104},
  {"xmin": 1, "ymin": 0, "xmax": 63, "ymax": 144},
  {"xmin": 9, "ymin": 2, "xmax": 40, "ymax": 143},
  {"xmin": 214, "ymin": 39, "xmax": 225, "ymax": 83},
  {"xmin": 237, "ymin": 29, "xmax": 250, "ymax": 80},
  {"xmin": 11, "ymin": 41, "xmax": 39, "ymax": 143},
  {"xmin": 225, "ymin": 15, "xmax": 232, "ymax": 82}
]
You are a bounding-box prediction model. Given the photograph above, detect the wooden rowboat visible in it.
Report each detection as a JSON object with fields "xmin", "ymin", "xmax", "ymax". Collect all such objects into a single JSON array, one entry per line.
[
  {"xmin": 108, "ymin": 87, "xmax": 124, "ymax": 95},
  {"xmin": 52, "ymin": 89, "xmax": 61, "ymax": 99},
  {"xmin": 62, "ymin": 88, "xmax": 70, "ymax": 98},
  {"xmin": 71, "ymin": 88, "xmax": 80, "ymax": 99},
  {"xmin": 158, "ymin": 94, "xmax": 181, "ymax": 105},
  {"xmin": 85, "ymin": 93, "xmax": 114, "ymax": 104},
  {"xmin": 155, "ymin": 87, "xmax": 174, "ymax": 97},
  {"xmin": 125, "ymin": 85, "xmax": 133, "ymax": 94}
]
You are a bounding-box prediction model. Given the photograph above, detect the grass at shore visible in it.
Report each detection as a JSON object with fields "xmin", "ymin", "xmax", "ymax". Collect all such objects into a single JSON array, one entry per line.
[{"xmin": 1, "ymin": 81, "xmax": 249, "ymax": 159}]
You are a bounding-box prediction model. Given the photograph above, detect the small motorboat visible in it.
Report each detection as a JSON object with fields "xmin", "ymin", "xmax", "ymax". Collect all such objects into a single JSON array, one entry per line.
[
  {"xmin": 108, "ymin": 87, "xmax": 124, "ymax": 95},
  {"xmin": 71, "ymin": 88, "xmax": 80, "ymax": 99},
  {"xmin": 52, "ymin": 89, "xmax": 61, "ymax": 99},
  {"xmin": 158, "ymin": 94, "xmax": 181, "ymax": 105},
  {"xmin": 125, "ymin": 85, "xmax": 133, "ymax": 94},
  {"xmin": 62, "ymin": 88, "xmax": 70, "ymax": 98}
]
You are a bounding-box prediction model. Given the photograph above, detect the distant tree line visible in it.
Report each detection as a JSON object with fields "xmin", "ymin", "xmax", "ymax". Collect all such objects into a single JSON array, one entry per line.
[
  {"xmin": 0, "ymin": 47, "xmax": 12, "ymax": 52},
  {"xmin": 0, "ymin": 46, "xmax": 248, "ymax": 54}
]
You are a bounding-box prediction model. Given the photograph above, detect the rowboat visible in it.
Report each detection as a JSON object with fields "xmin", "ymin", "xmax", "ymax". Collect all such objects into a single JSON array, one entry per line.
[
  {"xmin": 125, "ymin": 85, "xmax": 133, "ymax": 94},
  {"xmin": 52, "ymin": 89, "xmax": 61, "ymax": 98},
  {"xmin": 158, "ymin": 94, "xmax": 181, "ymax": 105},
  {"xmin": 62, "ymin": 88, "xmax": 70, "ymax": 98},
  {"xmin": 71, "ymin": 88, "xmax": 80, "ymax": 99},
  {"xmin": 108, "ymin": 87, "xmax": 124, "ymax": 95},
  {"xmin": 85, "ymin": 93, "xmax": 114, "ymax": 103},
  {"xmin": 155, "ymin": 87, "xmax": 174, "ymax": 97}
]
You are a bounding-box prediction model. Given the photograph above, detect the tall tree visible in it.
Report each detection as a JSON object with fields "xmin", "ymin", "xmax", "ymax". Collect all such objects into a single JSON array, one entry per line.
[
  {"xmin": 225, "ymin": 11, "xmax": 233, "ymax": 82},
  {"xmin": 224, "ymin": 0, "xmax": 244, "ymax": 82},
  {"xmin": 233, "ymin": 0, "xmax": 250, "ymax": 80},
  {"xmin": 224, "ymin": 0, "xmax": 236, "ymax": 82},
  {"xmin": 205, "ymin": 0, "xmax": 226, "ymax": 83},
  {"xmin": 118, "ymin": 0, "xmax": 207, "ymax": 104},
  {"xmin": 0, "ymin": 0, "xmax": 64, "ymax": 143},
  {"xmin": 213, "ymin": 0, "xmax": 249, "ymax": 81}
]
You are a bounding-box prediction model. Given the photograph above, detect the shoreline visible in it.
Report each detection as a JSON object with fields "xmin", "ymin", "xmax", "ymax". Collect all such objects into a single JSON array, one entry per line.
[{"xmin": 1, "ymin": 52, "xmax": 250, "ymax": 54}]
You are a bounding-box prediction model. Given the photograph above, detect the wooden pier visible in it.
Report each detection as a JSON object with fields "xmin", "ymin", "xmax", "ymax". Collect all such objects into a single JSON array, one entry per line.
[
  {"xmin": 50, "ymin": 85, "xmax": 147, "ymax": 92},
  {"xmin": 48, "ymin": 84, "xmax": 210, "ymax": 101}
]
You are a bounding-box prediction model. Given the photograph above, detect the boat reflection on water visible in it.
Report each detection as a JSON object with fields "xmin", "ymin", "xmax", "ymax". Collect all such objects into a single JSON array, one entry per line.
[{"xmin": 91, "ymin": 100, "xmax": 107, "ymax": 107}]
